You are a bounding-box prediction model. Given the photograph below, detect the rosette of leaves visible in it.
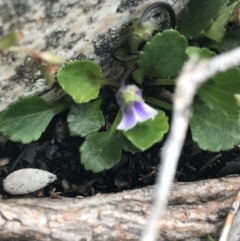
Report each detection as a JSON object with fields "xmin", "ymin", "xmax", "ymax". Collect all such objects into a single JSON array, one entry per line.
[{"xmin": 57, "ymin": 60, "xmax": 169, "ymax": 172}]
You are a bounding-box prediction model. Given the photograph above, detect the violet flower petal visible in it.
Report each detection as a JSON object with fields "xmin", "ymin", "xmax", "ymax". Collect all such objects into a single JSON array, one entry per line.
[
  {"xmin": 117, "ymin": 102, "xmax": 158, "ymax": 131},
  {"xmin": 117, "ymin": 108, "xmax": 138, "ymax": 131},
  {"xmin": 134, "ymin": 102, "xmax": 158, "ymax": 122}
]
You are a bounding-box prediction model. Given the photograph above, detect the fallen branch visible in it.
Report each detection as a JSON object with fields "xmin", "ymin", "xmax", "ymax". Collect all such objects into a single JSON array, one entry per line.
[{"xmin": 0, "ymin": 176, "xmax": 240, "ymax": 241}]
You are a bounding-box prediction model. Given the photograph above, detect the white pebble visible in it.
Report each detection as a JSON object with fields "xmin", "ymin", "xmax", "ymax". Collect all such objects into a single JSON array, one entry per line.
[{"xmin": 3, "ymin": 168, "xmax": 57, "ymax": 195}]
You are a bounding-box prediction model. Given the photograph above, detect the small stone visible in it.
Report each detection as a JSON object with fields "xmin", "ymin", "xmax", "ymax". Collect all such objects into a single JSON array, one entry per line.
[{"xmin": 3, "ymin": 168, "xmax": 57, "ymax": 195}]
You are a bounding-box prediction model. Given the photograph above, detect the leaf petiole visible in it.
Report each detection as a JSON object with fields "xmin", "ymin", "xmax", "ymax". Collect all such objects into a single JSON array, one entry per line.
[
  {"xmin": 109, "ymin": 111, "xmax": 121, "ymax": 133},
  {"xmin": 145, "ymin": 96, "xmax": 172, "ymax": 111},
  {"xmin": 144, "ymin": 79, "xmax": 175, "ymax": 86},
  {"xmin": 101, "ymin": 78, "xmax": 120, "ymax": 88}
]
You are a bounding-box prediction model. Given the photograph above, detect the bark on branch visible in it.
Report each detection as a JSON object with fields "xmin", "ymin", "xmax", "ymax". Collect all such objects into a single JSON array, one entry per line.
[{"xmin": 0, "ymin": 176, "xmax": 239, "ymax": 241}]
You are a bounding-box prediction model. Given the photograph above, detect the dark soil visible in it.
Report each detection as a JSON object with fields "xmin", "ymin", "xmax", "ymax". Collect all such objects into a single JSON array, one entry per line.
[{"xmin": 1, "ymin": 104, "xmax": 240, "ymax": 199}]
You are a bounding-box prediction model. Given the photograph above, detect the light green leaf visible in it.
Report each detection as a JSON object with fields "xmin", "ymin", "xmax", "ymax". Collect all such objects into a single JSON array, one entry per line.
[
  {"xmin": 190, "ymin": 98, "xmax": 240, "ymax": 151},
  {"xmin": 207, "ymin": 235, "xmax": 215, "ymax": 241},
  {"xmin": 228, "ymin": 0, "xmax": 239, "ymax": 4},
  {"xmin": 121, "ymin": 110, "xmax": 169, "ymax": 150},
  {"xmin": 186, "ymin": 47, "xmax": 216, "ymax": 59},
  {"xmin": 118, "ymin": 131, "xmax": 140, "ymax": 154},
  {"xmin": 57, "ymin": 60, "xmax": 104, "ymax": 103},
  {"xmin": 198, "ymin": 68, "xmax": 240, "ymax": 115},
  {"xmin": 138, "ymin": 30, "xmax": 188, "ymax": 78},
  {"xmin": 0, "ymin": 30, "xmax": 20, "ymax": 50},
  {"xmin": 177, "ymin": 0, "xmax": 227, "ymax": 39},
  {"xmin": 39, "ymin": 52, "xmax": 65, "ymax": 65},
  {"xmin": 204, "ymin": 1, "xmax": 240, "ymax": 42},
  {"xmin": 38, "ymin": 65, "xmax": 55, "ymax": 85},
  {"xmin": 67, "ymin": 99, "xmax": 104, "ymax": 137},
  {"xmin": 129, "ymin": 21, "xmax": 156, "ymax": 53},
  {"xmin": 114, "ymin": 20, "xmax": 156, "ymax": 54},
  {"xmin": 80, "ymin": 130, "xmax": 122, "ymax": 173},
  {"xmin": 0, "ymin": 96, "xmax": 68, "ymax": 144},
  {"xmin": 206, "ymin": 30, "xmax": 240, "ymax": 53},
  {"xmin": 235, "ymin": 94, "xmax": 240, "ymax": 107}
]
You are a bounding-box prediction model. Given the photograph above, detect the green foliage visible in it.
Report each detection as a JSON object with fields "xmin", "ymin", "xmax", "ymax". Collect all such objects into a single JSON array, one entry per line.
[
  {"xmin": 0, "ymin": 30, "xmax": 20, "ymax": 50},
  {"xmin": 0, "ymin": 96, "xmax": 68, "ymax": 144},
  {"xmin": 67, "ymin": 99, "xmax": 104, "ymax": 137},
  {"xmin": 190, "ymin": 99, "xmax": 240, "ymax": 151},
  {"xmin": 37, "ymin": 65, "xmax": 55, "ymax": 85},
  {"xmin": 177, "ymin": 0, "xmax": 227, "ymax": 39},
  {"xmin": 118, "ymin": 20, "xmax": 157, "ymax": 53},
  {"xmin": 186, "ymin": 47, "xmax": 216, "ymax": 59},
  {"xmin": 197, "ymin": 68, "xmax": 240, "ymax": 115},
  {"xmin": 121, "ymin": 110, "xmax": 169, "ymax": 150},
  {"xmin": 228, "ymin": 0, "xmax": 240, "ymax": 5},
  {"xmin": 57, "ymin": 60, "xmax": 104, "ymax": 103},
  {"xmin": 39, "ymin": 52, "xmax": 65, "ymax": 65},
  {"xmin": 138, "ymin": 30, "xmax": 188, "ymax": 79},
  {"xmin": 206, "ymin": 30, "xmax": 240, "ymax": 53},
  {"xmin": 204, "ymin": 1, "xmax": 240, "ymax": 42},
  {"xmin": 2, "ymin": 0, "xmax": 240, "ymax": 173},
  {"xmin": 207, "ymin": 235, "xmax": 215, "ymax": 241},
  {"xmin": 80, "ymin": 129, "xmax": 122, "ymax": 173},
  {"xmin": 118, "ymin": 131, "xmax": 140, "ymax": 154}
]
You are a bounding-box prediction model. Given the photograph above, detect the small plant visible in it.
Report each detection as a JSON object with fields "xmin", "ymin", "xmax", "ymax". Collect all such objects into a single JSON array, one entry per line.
[{"xmin": 1, "ymin": 0, "xmax": 240, "ymax": 173}]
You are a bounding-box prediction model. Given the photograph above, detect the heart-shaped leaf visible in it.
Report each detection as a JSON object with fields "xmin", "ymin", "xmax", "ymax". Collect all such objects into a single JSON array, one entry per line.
[
  {"xmin": 197, "ymin": 68, "xmax": 240, "ymax": 115},
  {"xmin": 190, "ymin": 98, "xmax": 240, "ymax": 151},
  {"xmin": 67, "ymin": 99, "xmax": 104, "ymax": 137},
  {"xmin": 121, "ymin": 110, "xmax": 169, "ymax": 150},
  {"xmin": 177, "ymin": 0, "xmax": 227, "ymax": 39},
  {"xmin": 57, "ymin": 60, "xmax": 104, "ymax": 103},
  {"xmin": 80, "ymin": 129, "xmax": 122, "ymax": 173},
  {"xmin": 204, "ymin": 1, "xmax": 240, "ymax": 42},
  {"xmin": 0, "ymin": 96, "xmax": 68, "ymax": 143},
  {"xmin": 138, "ymin": 30, "xmax": 188, "ymax": 78}
]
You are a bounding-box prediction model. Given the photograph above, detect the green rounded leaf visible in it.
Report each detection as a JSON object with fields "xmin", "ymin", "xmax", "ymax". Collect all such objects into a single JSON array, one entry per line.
[
  {"xmin": 67, "ymin": 99, "xmax": 104, "ymax": 137},
  {"xmin": 0, "ymin": 96, "xmax": 68, "ymax": 144},
  {"xmin": 177, "ymin": 0, "xmax": 227, "ymax": 39},
  {"xmin": 57, "ymin": 60, "xmax": 103, "ymax": 103},
  {"xmin": 118, "ymin": 131, "xmax": 140, "ymax": 154},
  {"xmin": 190, "ymin": 99, "xmax": 240, "ymax": 151},
  {"xmin": 138, "ymin": 30, "xmax": 188, "ymax": 79},
  {"xmin": 186, "ymin": 47, "xmax": 216, "ymax": 60},
  {"xmin": 204, "ymin": 1, "xmax": 240, "ymax": 42},
  {"xmin": 80, "ymin": 130, "xmax": 122, "ymax": 173},
  {"xmin": 198, "ymin": 68, "xmax": 240, "ymax": 115},
  {"xmin": 121, "ymin": 110, "xmax": 169, "ymax": 151}
]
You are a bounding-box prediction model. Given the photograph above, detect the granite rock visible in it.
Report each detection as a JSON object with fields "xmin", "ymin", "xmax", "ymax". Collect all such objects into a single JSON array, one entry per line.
[{"xmin": 0, "ymin": 0, "xmax": 189, "ymax": 112}]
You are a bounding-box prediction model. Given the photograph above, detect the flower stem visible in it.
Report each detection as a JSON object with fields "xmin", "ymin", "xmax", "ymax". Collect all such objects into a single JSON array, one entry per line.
[
  {"xmin": 145, "ymin": 96, "xmax": 172, "ymax": 111},
  {"xmin": 109, "ymin": 111, "xmax": 121, "ymax": 134},
  {"xmin": 101, "ymin": 78, "xmax": 120, "ymax": 88},
  {"xmin": 144, "ymin": 79, "xmax": 175, "ymax": 86}
]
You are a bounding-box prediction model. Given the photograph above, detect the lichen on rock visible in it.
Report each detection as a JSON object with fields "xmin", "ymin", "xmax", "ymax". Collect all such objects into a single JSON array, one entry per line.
[{"xmin": 0, "ymin": 0, "xmax": 189, "ymax": 112}]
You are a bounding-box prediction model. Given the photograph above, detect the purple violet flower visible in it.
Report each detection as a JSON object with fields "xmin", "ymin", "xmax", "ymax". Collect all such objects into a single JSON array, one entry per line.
[{"xmin": 116, "ymin": 85, "xmax": 158, "ymax": 131}]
